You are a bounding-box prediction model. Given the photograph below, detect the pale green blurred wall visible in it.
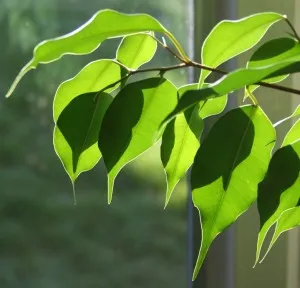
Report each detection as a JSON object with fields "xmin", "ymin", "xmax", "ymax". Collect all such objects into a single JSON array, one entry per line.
[
  {"xmin": 194, "ymin": 1, "xmax": 299, "ymax": 287},
  {"xmin": 236, "ymin": 1, "xmax": 300, "ymax": 288}
]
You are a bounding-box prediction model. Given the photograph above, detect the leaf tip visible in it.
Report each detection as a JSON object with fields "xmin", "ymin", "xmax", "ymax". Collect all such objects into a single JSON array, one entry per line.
[{"xmin": 107, "ymin": 176, "xmax": 114, "ymax": 205}]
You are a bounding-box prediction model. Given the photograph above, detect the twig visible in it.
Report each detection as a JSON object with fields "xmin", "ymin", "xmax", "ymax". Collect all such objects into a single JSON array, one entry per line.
[
  {"xmin": 98, "ymin": 60, "xmax": 300, "ymax": 97},
  {"xmin": 149, "ymin": 34, "xmax": 186, "ymax": 62},
  {"xmin": 284, "ymin": 17, "xmax": 300, "ymax": 42}
]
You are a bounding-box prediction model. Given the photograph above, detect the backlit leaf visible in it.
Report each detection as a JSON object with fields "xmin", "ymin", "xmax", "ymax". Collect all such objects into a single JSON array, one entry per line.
[
  {"xmin": 116, "ymin": 33, "xmax": 157, "ymax": 69},
  {"xmin": 191, "ymin": 105, "xmax": 275, "ymax": 279},
  {"xmin": 256, "ymin": 140, "xmax": 300, "ymax": 264},
  {"xmin": 99, "ymin": 78, "xmax": 178, "ymax": 204},
  {"xmin": 54, "ymin": 92, "xmax": 113, "ymax": 182},
  {"xmin": 266, "ymin": 207, "xmax": 300, "ymax": 256},
  {"xmin": 161, "ymin": 83, "xmax": 227, "ymax": 206},
  {"xmin": 166, "ymin": 55, "xmax": 300, "ymax": 122},
  {"xmin": 274, "ymin": 104, "xmax": 300, "ymax": 128},
  {"xmin": 246, "ymin": 38, "xmax": 300, "ymax": 94},
  {"xmin": 282, "ymin": 118, "xmax": 300, "ymax": 146},
  {"xmin": 199, "ymin": 12, "xmax": 283, "ymax": 86},
  {"xmin": 53, "ymin": 59, "xmax": 123, "ymax": 122},
  {"xmin": 6, "ymin": 9, "xmax": 185, "ymax": 98}
]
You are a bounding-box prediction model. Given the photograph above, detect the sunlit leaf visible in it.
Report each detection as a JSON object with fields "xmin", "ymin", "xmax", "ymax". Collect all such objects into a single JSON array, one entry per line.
[
  {"xmin": 274, "ymin": 104, "xmax": 300, "ymax": 128},
  {"xmin": 246, "ymin": 38, "xmax": 300, "ymax": 94},
  {"xmin": 166, "ymin": 55, "xmax": 300, "ymax": 122},
  {"xmin": 191, "ymin": 105, "xmax": 275, "ymax": 279},
  {"xmin": 282, "ymin": 118, "xmax": 300, "ymax": 146},
  {"xmin": 54, "ymin": 92, "xmax": 113, "ymax": 183},
  {"xmin": 53, "ymin": 59, "xmax": 123, "ymax": 122},
  {"xmin": 266, "ymin": 207, "xmax": 300, "ymax": 256},
  {"xmin": 6, "ymin": 9, "xmax": 185, "ymax": 98},
  {"xmin": 256, "ymin": 140, "xmax": 300, "ymax": 264},
  {"xmin": 161, "ymin": 83, "xmax": 227, "ymax": 206},
  {"xmin": 99, "ymin": 78, "xmax": 178, "ymax": 204},
  {"xmin": 116, "ymin": 33, "xmax": 157, "ymax": 69},
  {"xmin": 199, "ymin": 12, "xmax": 283, "ymax": 86}
]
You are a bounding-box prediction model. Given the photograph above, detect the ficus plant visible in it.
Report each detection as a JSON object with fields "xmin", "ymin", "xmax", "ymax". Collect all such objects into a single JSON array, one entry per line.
[{"xmin": 5, "ymin": 9, "xmax": 300, "ymax": 280}]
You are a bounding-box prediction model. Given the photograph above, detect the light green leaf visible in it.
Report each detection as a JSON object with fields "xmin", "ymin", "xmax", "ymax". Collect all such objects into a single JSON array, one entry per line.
[
  {"xmin": 54, "ymin": 92, "xmax": 113, "ymax": 182},
  {"xmin": 282, "ymin": 118, "xmax": 300, "ymax": 146},
  {"xmin": 274, "ymin": 104, "xmax": 300, "ymax": 128},
  {"xmin": 266, "ymin": 207, "xmax": 300, "ymax": 256},
  {"xmin": 6, "ymin": 9, "xmax": 187, "ymax": 98},
  {"xmin": 199, "ymin": 12, "xmax": 283, "ymax": 86},
  {"xmin": 161, "ymin": 83, "xmax": 227, "ymax": 206},
  {"xmin": 166, "ymin": 55, "xmax": 300, "ymax": 122},
  {"xmin": 191, "ymin": 105, "xmax": 275, "ymax": 279},
  {"xmin": 116, "ymin": 33, "xmax": 157, "ymax": 69},
  {"xmin": 256, "ymin": 140, "xmax": 300, "ymax": 264},
  {"xmin": 99, "ymin": 78, "xmax": 178, "ymax": 204},
  {"xmin": 246, "ymin": 38, "xmax": 300, "ymax": 95},
  {"xmin": 53, "ymin": 59, "xmax": 123, "ymax": 122}
]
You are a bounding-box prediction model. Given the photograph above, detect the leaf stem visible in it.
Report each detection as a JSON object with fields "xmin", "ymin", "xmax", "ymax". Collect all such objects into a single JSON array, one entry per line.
[
  {"xmin": 284, "ymin": 17, "xmax": 300, "ymax": 42},
  {"xmin": 100, "ymin": 60, "xmax": 300, "ymax": 96}
]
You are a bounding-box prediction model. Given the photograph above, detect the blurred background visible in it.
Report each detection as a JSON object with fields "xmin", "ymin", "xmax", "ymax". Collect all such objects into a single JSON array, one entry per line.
[
  {"xmin": 0, "ymin": 1, "xmax": 190, "ymax": 287},
  {"xmin": 0, "ymin": 0, "xmax": 299, "ymax": 288}
]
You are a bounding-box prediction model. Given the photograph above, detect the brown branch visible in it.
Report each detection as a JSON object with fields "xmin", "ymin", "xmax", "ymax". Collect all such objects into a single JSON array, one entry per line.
[
  {"xmin": 99, "ymin": 61, "xmax": 300, "ymax": 96},
  {"xmin": 284, "ymin": 17, "xmax": 300, "ymax": 42}
]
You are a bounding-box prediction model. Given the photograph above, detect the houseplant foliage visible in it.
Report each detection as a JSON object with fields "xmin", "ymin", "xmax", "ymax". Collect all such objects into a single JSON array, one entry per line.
[{"xmin": 5, "ymin": 9, "xmax": 300, "ymax": 280}]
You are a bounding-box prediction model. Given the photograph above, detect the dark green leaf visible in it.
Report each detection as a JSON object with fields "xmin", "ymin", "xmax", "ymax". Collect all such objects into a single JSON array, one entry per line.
[
  {"xmin": 166, "ymin": 56, "xmax": 300, "ymax": 122},
  {"xmin": 53, "ymin": 59, "xmax": 123, "ymax": 122},
  {"xmin": 199, "ymin": 12, "xmax": 283, "ymax": 86},
  {"xmin": 191, "ymin": 105, "xmax": 275, "ymax": 279},
  {"xmin": 116, "ymin": 33, "xmax": 157, "ymax": 69},
  {"xmin": 54, "ymin": 92, "xmax": 113, "ymax": 182},
  {"xmin": 256, "ymin": 140, "xmax": 300, "ymax": 264},
  {"xmin": 99, "ymin": 78, "xmax": 178, "ymax": 203},
  {"xmin": 246, "ymin": 38, "xmax": 300, "ymax": 94},
  {"xmin": 161, "ymin": 83, "xmax": 227, "ymax": 206}
]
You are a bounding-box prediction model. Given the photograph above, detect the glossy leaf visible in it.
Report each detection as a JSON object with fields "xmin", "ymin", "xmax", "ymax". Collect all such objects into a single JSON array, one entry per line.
[
  {"xmin": 161, "ymin": 83, "xmax": 227, "ymax": 206},
  {"xmin": 53, "ymin": 59, "xmax": 123, "ymax": 122},
  {"xmin": 99, "ymin": 78, "xmax": 178, "ymax": 204},
  {"xmin": 116, "ymin": 33, "xmax": 157, "ymax": 69},
  {"xmin": 274, "ymin": 104, "xmax": 300, "ymax": 128},
  {"xmin": 199, "ymin": 12, "xmax": 283, "ymax": 86},
  {"xmin": 191, "ymin": 105, "xmax": 275, "ymax": 279},
  {"xmin": 6, "ymin": 9, "xmax": 186, "ymax": 98},
  {"xmin": 166, "ymin": 55, "xmax": 300, "ymax": 122},
  {"xmin": 54, "ymin": 92, "xmax": 113, "ymax": 182},
  {"xmin": 256, "ymin": 140, "xmax": 300, "ymax": 264},
  {"xmin": 266, "ymin": 207, "xmax": 300, "ymax": 256},
  {"xmin": 246, "ymin": 38, "xmax": 300, "ymax": 94}
]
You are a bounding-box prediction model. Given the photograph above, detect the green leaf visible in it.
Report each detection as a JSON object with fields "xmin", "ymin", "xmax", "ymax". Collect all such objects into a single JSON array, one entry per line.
[
  {"xmin": 99, "ymin": 78, "xmax": 178, "ymax": 204},
  {"xmin": 166, "ymin": 55, "xmax": 300, "ymax": 122},
  {"xmin": 6, "ymin": 9, "xmax": 186, "ymax": 98},
  {"xmin": 161, "ymin": 83, "xmax": 227, "ymax": 206},
  {"xmin": 256, "ymin": 140, "xmax": 300, "ymax": 264},
  {"xmin": 191, "ymin": 105, "xmax": 275, "ymax": 279},
  {"xmin": 54, "ymin": 92, "xmax": 113, "ymax": 183},
  {"xmin": 246, "ymin": 38, "xmax": 300, "ymax": 94},
  {"xmin": 274, "ymin": 104, "xmax": 300, "ymax": 128},
  {"xmin": 199, "ymin": 12, "xmax": 283, "ymax": 86},
  {"xmin": 116, "ymin": 33, "xmax": 157, "ymax": 69},
  {"xmin": 53, "ymin": 59, "xmax": 123, "ymax": 122},
  {"xmin": 266, "ymin": 207, "xmax": 300, "ymax": 256},
  {"xmin": 282, "ymin": 118, "xmax": 300, "ymax": 146}
]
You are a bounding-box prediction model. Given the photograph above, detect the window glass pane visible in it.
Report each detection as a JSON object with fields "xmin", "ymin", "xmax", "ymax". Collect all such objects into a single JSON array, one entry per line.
[{"xmin": 0, "ymin": 1, "xmax": 190, "ymax": 287}]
